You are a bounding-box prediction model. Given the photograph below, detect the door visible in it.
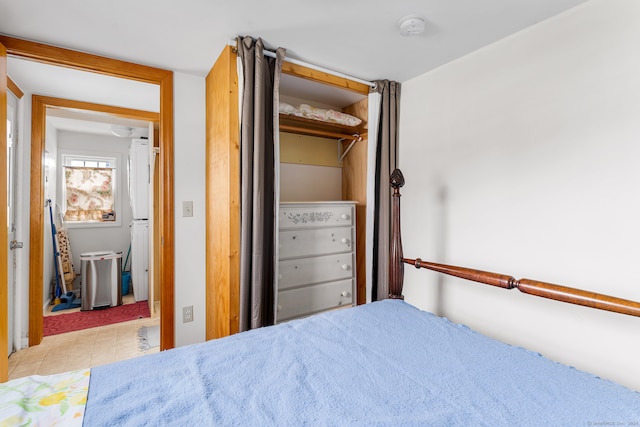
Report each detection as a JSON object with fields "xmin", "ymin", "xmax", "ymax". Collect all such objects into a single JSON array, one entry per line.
[
  {"xmin": 1, "ymin": 41, "xmax": 9, "ymax": 381},
  {"xmin": 7, "ymin": 89, "xmax": 18, "ymax": 356},
  {"xmin": 147, "ymin": 121, "xmax": 155, "ymax": 316}
]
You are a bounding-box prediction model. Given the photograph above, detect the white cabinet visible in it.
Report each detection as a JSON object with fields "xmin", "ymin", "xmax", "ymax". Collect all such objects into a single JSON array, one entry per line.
[
  {"xmin": 130, "ymin": 219, "xmax": 149, "ymax": 302},
  {"xmin": 276, "ymin": 201, "xmax": 356, "ymax": 322}
]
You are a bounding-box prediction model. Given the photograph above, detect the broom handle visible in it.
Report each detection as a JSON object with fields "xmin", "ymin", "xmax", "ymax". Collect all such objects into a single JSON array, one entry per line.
[{"xmin": 48, "ymin": 200, "xmax": 63, "ymax": 299}]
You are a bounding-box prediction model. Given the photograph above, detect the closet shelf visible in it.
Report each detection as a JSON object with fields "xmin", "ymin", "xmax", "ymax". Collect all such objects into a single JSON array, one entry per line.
[{"xmin": 279, "ymin": 114, "xmax": 365, "ymax": 141}]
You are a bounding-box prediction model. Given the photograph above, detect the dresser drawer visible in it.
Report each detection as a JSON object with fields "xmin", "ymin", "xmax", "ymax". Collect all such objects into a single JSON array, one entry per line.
[
  {"xmin": 279, "ymin": 204, "xmax": 354, "ymax": 229},
  {"xmin": 279, "ymin": 227, "xmax": 353, "ymax": 259},
  {"xmin": 278, "ymin": 253, "xmax": 354, "ymax": 290},
  {"xmin": 276, "ymin": 279, "xmax": 354, "ymax": 322}
]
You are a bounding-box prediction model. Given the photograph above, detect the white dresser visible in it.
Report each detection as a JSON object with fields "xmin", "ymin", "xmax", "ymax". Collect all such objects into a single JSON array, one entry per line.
[{"xmin": 276, "ymin": 201, "xmax": 356, "ymax": 322}]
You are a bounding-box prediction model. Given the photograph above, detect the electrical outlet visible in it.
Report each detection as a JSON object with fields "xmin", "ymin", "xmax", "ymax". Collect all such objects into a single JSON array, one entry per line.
[
  {"xmin": 182, "ymin": 305, "xmax": 193, "ymax": 323},
  {"xmin": 182, "ymin": 201, "xmax": 193, "ymax": 217}
]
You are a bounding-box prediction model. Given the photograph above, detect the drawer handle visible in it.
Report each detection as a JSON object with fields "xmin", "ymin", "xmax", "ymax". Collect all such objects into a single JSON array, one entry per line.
[
  {"xmin": 341, "ymin": 214, "xmax": 349, "ymax": 220},
  {"xmin": 341, "ymin": 264, "xmax": 350, "ymax": 270},
  {"xmin": 341, "ymin": 291, "xmax": 351, "ymax": 297},
  {"xmin": 341, "ymin": 238, "xmax": 349, "ymax": 244}
]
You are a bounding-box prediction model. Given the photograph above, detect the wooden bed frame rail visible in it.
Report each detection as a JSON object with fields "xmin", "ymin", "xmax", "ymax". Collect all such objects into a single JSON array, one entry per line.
[{"xmin": 388, "ymin": 169, "xmax": 640, "ymax": 318}]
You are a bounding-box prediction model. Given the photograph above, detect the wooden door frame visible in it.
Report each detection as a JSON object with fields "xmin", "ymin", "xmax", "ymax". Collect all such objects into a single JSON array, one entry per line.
[
  {"xmin": 32, "ymin": 95, "xmax": 160, "ymax": 337},
  {"xmin": 0, "ymin": 35, "xmax": 175, "ymax": 352}
]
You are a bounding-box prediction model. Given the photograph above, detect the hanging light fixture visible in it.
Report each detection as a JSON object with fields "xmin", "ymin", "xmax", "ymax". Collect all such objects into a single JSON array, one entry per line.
[
  {"xmin": 110, "ymin": 125, "xmax": 133, "ymax": 137},
  {"xmin": 399, "ymin": 15, "xmax": 426, "ymax": 37}
]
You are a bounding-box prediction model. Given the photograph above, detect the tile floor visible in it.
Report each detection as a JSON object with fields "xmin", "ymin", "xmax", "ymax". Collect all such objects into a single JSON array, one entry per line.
[{"xmin": 8, "ymin": 295, "xmax": 160, "ymax": 381}]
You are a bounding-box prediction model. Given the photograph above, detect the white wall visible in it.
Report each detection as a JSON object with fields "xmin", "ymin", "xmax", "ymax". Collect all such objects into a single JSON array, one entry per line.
[
  {"xmin": 173, "ymin": 72, "xmax": 206, "ymax": 347},
  {"xmin": 42, "ymin": 122, "xmax": 58, "ymax": 309},
  {"xmin": 280, "ymin": 163, "xmax": 342, "ymax": 202},
  {"xmin": 56, "ymin": 131, "xmax": 134, "ymax": 272},
  {"xmin": 399, "ymin": 0, "xmax": 640, "ymax": 391}
]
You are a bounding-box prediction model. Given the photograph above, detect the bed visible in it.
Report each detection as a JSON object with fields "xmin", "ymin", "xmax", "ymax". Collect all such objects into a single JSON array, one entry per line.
[{"xmin": 2, "ymin": 169, "xmax": 640, "ymax": 426}]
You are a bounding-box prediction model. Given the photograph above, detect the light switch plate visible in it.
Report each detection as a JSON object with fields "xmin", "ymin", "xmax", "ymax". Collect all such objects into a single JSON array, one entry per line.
[{"xmin": 182, "ymin": 201, "xmax": 193, "ymax": 217}]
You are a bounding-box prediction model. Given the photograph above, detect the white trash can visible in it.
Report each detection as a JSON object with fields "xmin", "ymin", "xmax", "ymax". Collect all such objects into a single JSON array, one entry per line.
[{"xmin": 80, "ymin": 251, "xmax": 123, "ymax": 311}]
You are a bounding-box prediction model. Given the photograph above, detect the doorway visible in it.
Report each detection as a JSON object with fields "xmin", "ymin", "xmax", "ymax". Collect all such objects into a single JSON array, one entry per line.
[
  {"xmin": 0, "ymin": 36, "xmax": 175, "ymax": 383},
  {"xmin": 37, "ymin": 99, "xmax": 159, "ymax": 338},
  {"xmin": 30, "ymin": 96, "xmax": 164, "ymax": 345}
]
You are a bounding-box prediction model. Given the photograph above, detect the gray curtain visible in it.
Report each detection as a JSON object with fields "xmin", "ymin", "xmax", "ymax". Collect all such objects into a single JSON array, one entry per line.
[
  {"xmin": 237, "ymin": 36, "xmax": 285, "ymax": 331},
  {"xmin": 371, "ymin": 80, "xmax": 401, "ymax": 301}
]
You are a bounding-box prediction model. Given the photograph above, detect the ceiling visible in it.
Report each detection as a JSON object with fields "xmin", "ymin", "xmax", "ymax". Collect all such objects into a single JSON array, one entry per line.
[
  {"xmin": 1, "ymin": 0, "xmax": 590, "ymax": 130},
  {"xmin": 0, "ymin": 0, "xmax": 590, "ymax": 82}
]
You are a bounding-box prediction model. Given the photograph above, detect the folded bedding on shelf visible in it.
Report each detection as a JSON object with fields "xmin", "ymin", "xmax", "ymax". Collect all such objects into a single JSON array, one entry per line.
[
  {"xmin": 279, "ymin": 102, "xmax": 362, "ymax": 127},
  {"xmin": 279, "ymin": 101, "xmax": 298, "ymax": 116}
]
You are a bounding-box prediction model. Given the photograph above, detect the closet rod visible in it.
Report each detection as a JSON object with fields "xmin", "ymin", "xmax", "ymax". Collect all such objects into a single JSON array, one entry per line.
[
  {"xmin": 229, "ymin": 39, "xmax": 375, "ymax": 88},
  {"xmin": 263, "ymin": 50, "xmax": 375, "ymax": 89}
]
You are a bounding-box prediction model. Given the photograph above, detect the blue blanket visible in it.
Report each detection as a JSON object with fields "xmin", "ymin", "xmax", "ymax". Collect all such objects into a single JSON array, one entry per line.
[{"xmin": 84, "ymin": 300, "xmax": 640, "ymax": 426}]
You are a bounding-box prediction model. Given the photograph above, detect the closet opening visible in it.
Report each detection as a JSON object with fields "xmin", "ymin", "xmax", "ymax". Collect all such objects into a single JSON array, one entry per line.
[
  {"xmin": 276, "ymin": 72, "xmax": 369, "ymax": 320},
  {"xmin": 204, "ymin": 45, "xmax": 374, "ymax": 338}
]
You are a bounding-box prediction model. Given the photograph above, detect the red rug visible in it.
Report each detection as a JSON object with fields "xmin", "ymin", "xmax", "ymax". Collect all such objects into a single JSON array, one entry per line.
[{"xmin": 44, "ymin": 301, "xmax": 150, "ymax": 336}]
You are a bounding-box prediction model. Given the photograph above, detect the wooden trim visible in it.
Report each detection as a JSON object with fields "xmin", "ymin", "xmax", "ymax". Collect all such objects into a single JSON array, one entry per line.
[
  {"xmin": 206, "ymin": 46, "xmax": 240, "ymax": 339},
  {"xmin": 7, "ymin": 76, "xmax": 24, "ymax": 98},
  {"xmin": 158, "ymin": 72, "xmax": 175, "ymax": 350},
  {"xmin": 29, "ymin": 96, "xmax": 163, "ymax": 346},
  {"xmin": 0, "ymin": 35, "xmax": 168, "ymax": 84},
  {"xmin": 34, "ymin": 96, "xmax": 159, "ymax": 121},
  {"xmin": 4, "ymin": 36, "xmax": 175, "ymax": 351},
  {"xmin": 281, "ymin": 61, "xmax": 370, "ymax": 95},
  {"xmin": 28, "ymin": 96, "xmax": 45, "ymax": 346},
  {"xmin": 0, "ymin": 42, "xmax": 8, "ymax": 382},
  {"xmin": 279, "ymin": 124, "xmax": 360, "ymax": 141}
]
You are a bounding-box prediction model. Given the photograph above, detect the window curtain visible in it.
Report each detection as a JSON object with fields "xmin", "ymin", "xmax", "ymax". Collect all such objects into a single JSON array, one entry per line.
[
  {"xmin": 64, "ymin": 166, "xmax": 115, "ymax": 221},
  {"xmin": 237, "ymin": 36, "xmax": 285, "ymax": 331},
  {"xmin": 370, "ymin": 80, "xmax": 401, "ymax": 301}
]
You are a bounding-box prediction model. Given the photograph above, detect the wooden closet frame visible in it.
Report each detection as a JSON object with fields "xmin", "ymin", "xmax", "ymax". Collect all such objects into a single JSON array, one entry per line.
[{"xmin": 205, "ymin": 46, "xmax": 370, "ymax": 339}]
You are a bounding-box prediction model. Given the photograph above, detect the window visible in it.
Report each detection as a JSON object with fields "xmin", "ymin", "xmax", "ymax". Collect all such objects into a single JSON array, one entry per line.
[{"xmin": 62, "ymin": 153, "xmax": 119, "ymax": 225}]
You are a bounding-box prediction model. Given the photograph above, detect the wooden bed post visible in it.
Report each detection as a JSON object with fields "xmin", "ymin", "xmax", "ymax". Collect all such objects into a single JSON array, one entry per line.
[
  {"xmin": 390, "ymin": 168, "xmax": 640, "ymax": 317},
  {"xmin": 389, "ymin": 169, "xmax": 405, "ymax": 299}
]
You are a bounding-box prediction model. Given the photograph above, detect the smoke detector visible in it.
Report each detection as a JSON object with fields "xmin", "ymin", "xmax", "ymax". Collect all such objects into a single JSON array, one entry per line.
[{"xmin": 399, "ymin": 15, "xmax": 426, "ymax": 36}]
